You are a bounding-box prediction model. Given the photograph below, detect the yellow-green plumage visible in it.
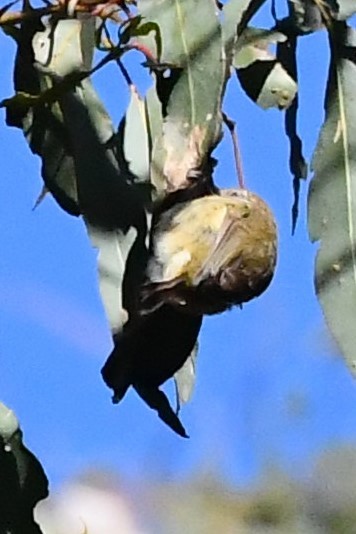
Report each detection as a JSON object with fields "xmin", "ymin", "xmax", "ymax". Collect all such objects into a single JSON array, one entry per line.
[{"xmin": 141, "ymin": 189, "xmax": 277, "ymax": 315}]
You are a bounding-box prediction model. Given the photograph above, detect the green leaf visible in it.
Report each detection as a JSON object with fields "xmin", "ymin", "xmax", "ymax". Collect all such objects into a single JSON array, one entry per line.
[
  {"xmin": 277, "ymin": 34, "xmax": 308, "ymax": 233},
  {"xmin": 308, "ymin": 24, "xmax": 356, "ymax": 376},
  {"xmin": 124, "ymin": 86, "xmax": 150, "ymax": 184},
  {"xmin": 335, "ymin": 0, "xmax": 356, "ymax": 20},
  {"xmin": 174, "ymin": 342, "xmax": 199, "ymax": 410},
  {"xmin": 223, "ymin": 0, "xmax": 268, "ymax": 52},
  {"xmin": 234, "ymin": 28, "xmax": 298, "ymax": 110},
  {"xmin": 5, "ymin": 11, "xmax": 83, "ymax": 215},
  {"xmin": 0, "ymin": 402, "xmax": 48, "ymax": 534},
  {"xmin": 145, "ymin": 85, "xmax": 167, "ymax": 195},
  {"xmin": 138, "ymin": 0, "xmax": 226, "ymax": 191},
  {"xmin": 36, "ymin": 16, "xmax": 150, "ymax": 332}
]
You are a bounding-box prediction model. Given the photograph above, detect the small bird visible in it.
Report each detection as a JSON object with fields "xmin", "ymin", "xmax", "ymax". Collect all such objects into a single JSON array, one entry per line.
[{"xmin": 140, "ymin": 188, "xmax": 277, "ymax": 315}]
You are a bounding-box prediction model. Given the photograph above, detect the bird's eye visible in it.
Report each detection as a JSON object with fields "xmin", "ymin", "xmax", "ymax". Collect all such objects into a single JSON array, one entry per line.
[{"xmin": 242, "ymin": 206, "xmax": 250, "ymax": 218}]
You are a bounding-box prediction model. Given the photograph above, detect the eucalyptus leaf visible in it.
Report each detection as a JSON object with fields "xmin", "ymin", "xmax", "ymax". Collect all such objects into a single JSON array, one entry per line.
[
  {"xmin": 223, "ymin": 0, "xmax": 255, "ymax": 55},
  {"xmin": 0, "ymin": 402, "xmax": 48, "ymax": 534},
  {"xmin": 277, "ymin": 34, "xmax": 308, "ymax": 233},
  {"xmin": 308, "ymin": 24, "xmax": 356, "ymax": 376},
  {"xmin": 32, "ymin": 17, "xmax": 150, "ymax": 333},
  {"xmin": 174, "ymin": 343, "xmax": 199, "ymax": 410},
  {"xmin": 60, "ymin": 80, "xmax": 149, "ymax": 327},
  {"xmin": 138, "ymin": 0, "xmax": 225, "ymax": 192},
  {"xmin": 234, "ymin": 27, "xmax": 287, "ymax": 68},
  {"xmin": 5, "ymin": 8, "xmax": 81, "ymax": 215},
  {"xmin": 335, "ymin": 0, "xmax": 356, "ymax": 20},
  {"xmin": 124, "ymin": 86, "xmax": 150, "ymax": 185},
  {"xmin": 234, "ymin": 28, "xmax": 297, "ymax": 110},
  {"xmin": 145, "ymin": 85, "xmax": 166, "ymax": 196}
]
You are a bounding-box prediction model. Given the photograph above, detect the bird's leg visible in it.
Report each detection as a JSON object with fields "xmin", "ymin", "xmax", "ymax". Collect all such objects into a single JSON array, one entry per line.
[{"xmin": 222, "ymin": 112, "xmax": 246, "ymax": 189}]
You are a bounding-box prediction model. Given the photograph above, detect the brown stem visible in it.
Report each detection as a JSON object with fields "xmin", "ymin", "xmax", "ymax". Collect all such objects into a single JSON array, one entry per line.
[
  {"xmin": 0, "ymin": 0, "xmax": 133, "ymax": 25},
  {"xmin": 222, "ymin": 112, "xmax": 246, "ymax": 189},
  {"xmin": 0, "ymin": 4, "xmax": 84, "ymax": 25}
]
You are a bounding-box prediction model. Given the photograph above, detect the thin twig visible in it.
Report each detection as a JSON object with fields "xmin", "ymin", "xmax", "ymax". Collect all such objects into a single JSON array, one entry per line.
[
  {"xmin": 0, "ymin": 4, "xmax": 64, "ymax": 25},
  {"xmin": 0, "ymin": 0, "xmax": 131, "ymax": 26},
  {"xmin": 101, "ymin": 21, "xmax": 135, "ymax": 88},
  {"xmin": 222, "ymin": 112, "xmax": 246, "ymax": 189}
]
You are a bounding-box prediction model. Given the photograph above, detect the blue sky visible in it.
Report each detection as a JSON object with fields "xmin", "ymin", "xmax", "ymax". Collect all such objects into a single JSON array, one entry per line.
[{"xmin": 2, "ymin": 4, "xmax": 356, "ymax": 491}]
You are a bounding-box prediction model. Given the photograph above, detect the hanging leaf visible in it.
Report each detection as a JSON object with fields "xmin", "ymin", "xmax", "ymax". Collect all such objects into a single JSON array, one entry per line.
[
  {"xmin": 0, "ymin": 402, "xmax": 48, "ymax": 534},
  {"xmin": 277, "ymin": 34, "xmax": 308, "ymax": 233},
  {"xmin": 308, "ymin": 23, "xmax": 356, "ymax": 376},
  {"xmin": 334, "ymin": 0, "xmax": 356, "ymax": 20},
  {"xmin": 123, "ymin": 86, "xmax": 150, "ymax": 186},
  {"xmin": 223, "ymin": 0, "xmax": 261, "ymax": 56},
  {"xmin": 138, "ymin": 0, "xmax": 226, "ymax": 192},
  {"xmin": 223, "ymin": 0, "xmax": 269, "ymax": 43},
  {"xmin": 3, "ymin": 9, "xmax": 92, "ymax": 215},
  {"xmin": 145, "ymin": 85, "xmax": 167, "ymax": 195},
  {"xmin": 60, "ymin": 86, "xmax": 150, "ymax": 331},
  {"xmin": 234, "ymin": 27, "xmax": 298, "ymax": 110},
  {"xmin": 174, "ymin": 342, "xmax": 199, "ymax": 411}
]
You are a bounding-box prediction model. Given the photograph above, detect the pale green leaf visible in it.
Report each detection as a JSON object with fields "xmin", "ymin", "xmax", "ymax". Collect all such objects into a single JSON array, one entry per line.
[
  {"xmin": 124, "ymin": 86, "xmax": 150, "ymax": 184},
  {"xmin": 174, "ymin": 343, "xmax": 199, "ymax": 409},
  {"xmin": 335, "ymin": 0, "xmax": 356, "ymax": 20},
  {"xmin": 223, "ymin": 0, "xmax": 268, "ymax": 56},
  {"xmin": 138, "ymin": 0, "xmax": 225, "ymax": 191},
  {"xmin": 234, "ymin": 27, "xmax": 297, "ymax": 110},
  {"xmin": 234, "ymin": 28, "xmax": 287, "ymax": 69},
  {"xmin": 308, "ymin": 24, "xmax": 356, "ymax": 376},
  {"xmin": 145, "ymin": 85, "xmax": 166, "ymax": 195},
  {"xmin": 4, "ymin": 12, "xmax": 88, "ymax": 215}
]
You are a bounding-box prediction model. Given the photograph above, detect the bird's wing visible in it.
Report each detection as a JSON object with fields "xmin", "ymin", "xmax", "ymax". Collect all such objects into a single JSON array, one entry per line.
[{"xmin": 193, "ymin": 209, "xmax": 244, "ymax": 284}]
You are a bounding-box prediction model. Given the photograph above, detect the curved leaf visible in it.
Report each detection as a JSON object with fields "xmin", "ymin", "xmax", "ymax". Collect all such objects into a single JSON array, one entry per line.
[
  {"xmin": 308, "ymin": 24, "xmax": 356, "ymax": 375},
  {"xmin": 4, "ymin": 11, "xmax": 89, "ymax": 215},
  {"xmin": 277, "ymin": 33, "xmax": 308, "ymax": 233},
  {"xmin": 235, "ymin": 28, "xmax": 298, "ymax": 110},
  {"xmin": 138, "ymin": 0, "xmax": 225, "ymax": 192},
  {"xmin": 0, "ymin": 402, "xmax": 48, "ymax": 534}
]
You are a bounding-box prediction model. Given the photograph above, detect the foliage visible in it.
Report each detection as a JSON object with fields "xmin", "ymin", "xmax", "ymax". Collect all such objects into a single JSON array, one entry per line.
[
  {"xmin": 0, "ymin": 402, "xmax": 48, "ymax": 534},
  {"xmin": 1, "ymin": 0, "xmax": 356, "ymax": 522}
]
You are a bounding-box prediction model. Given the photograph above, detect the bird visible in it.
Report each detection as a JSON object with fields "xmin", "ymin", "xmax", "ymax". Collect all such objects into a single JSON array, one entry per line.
[{"xmin": 140, "ymin": 188, "xmax": 278, "ymax": 316}]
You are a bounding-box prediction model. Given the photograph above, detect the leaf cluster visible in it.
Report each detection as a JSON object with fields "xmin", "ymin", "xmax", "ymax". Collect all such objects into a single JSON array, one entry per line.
[{"xmin": 1, "ymin": 0, "xmax": 356, "ymax": 439}]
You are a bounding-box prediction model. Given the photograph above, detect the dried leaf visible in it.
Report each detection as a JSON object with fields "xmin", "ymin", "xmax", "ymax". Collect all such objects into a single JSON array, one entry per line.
[{"xmin": 308, "ymin": 23, "xmax": 356, "ymax": 376}]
